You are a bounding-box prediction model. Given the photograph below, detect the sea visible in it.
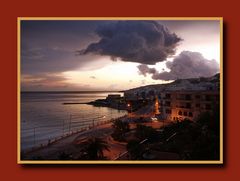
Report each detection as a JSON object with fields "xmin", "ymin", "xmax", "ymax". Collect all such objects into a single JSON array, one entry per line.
[{"xmin": 20, "ymin": 91, "xmax": 127, "ymax": 151}]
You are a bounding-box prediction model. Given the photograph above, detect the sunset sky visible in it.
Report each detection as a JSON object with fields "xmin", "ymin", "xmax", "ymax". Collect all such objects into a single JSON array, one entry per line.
[{"xmin": 21, "ymin": 20, "xmax": 221, "ymax": 91}]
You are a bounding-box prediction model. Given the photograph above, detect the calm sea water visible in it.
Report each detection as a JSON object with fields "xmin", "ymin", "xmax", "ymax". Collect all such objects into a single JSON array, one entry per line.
[{"xmin": 21, "ymin": 92, "xmax": 126, "ymax": 150}]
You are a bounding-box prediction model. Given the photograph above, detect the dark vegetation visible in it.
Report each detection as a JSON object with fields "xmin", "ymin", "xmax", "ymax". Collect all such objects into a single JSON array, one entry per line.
[
  {"xmin": 26, "ymin": 105, "xmax": 220, "ymax": 161},
  {"xmin": 76, "ymin": 137, "xmax": 110, "ymax": 160},
  {"xmin": 125, "ymin": 105, "xmax": 220, "ymax": 160},
  {"xmin": 111, "ymin": 119, "xmax": 130, "ymax": 141}
]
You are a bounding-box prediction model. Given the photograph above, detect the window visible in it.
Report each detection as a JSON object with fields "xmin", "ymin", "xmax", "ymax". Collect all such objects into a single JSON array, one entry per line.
[
  {"xmin": 215, "ymin": 95, "xmax": 220, "ymax": 101},
  {"xmin": 186, "ymin": 103, "xmax": 191, "ymax": 108},
  {"xmin": 185, "ymin": 94, "xmax": 191, "ymax": 100},
  {"xmin": 195, "ymin": 95, "xmax": 201, "ymax": 99},
  {"xmin": 178, "ymin": 94, "xmax": 185, "ymax": 100},
  {"xmin": 208, "ymin": 86, "xmax": 213, "ymax": 90},
  {"xmin": 206, "ymin": 104, "xmax": 211, "ymax": 110},
  {"xmin": 205, "ymin": 95, "xmax": 211, "ymax": 101},
  {"xmin": 165, "ymin": 101, "xmax": 171, "ymax": 106},
  {"xmin": 165, "ymin": 109, "xmax": 172, "ymax": 114},
  {"xmin": 184, "ymin": 111, "xmax": 187, "ymax": 116},
  {"xmin": 178, "ymin": 111, "xmax": 182, "ymax": 115},
  {"xmin": 141, "ymin": 91, "xmax": 146, "ymax": 99},
  {"xmin": 196, "ymin": 103, "xmax": 200, "ymax": 108},
  {"xmin": 189, "ymin": 112, "xmax": 193, "ymax": 117},
  {"xmin": 165, "ymin": 93, "xmax": 171, "ymax": 99}
]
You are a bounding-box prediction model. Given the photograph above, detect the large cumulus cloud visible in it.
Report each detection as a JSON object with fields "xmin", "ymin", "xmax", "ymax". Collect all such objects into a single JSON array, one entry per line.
[
  {"xmin": 79, "ymin": 21, "xmax": 182, "ymax": 65},
  {"xmin": 138, "ymin": 51, "xmax": 219, "ymax": 80}
]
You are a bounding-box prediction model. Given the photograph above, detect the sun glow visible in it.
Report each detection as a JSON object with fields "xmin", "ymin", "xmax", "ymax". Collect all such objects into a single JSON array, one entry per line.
[{"xmin": 62, "ymin": 60, "xmax": 166, "ymax": 90}]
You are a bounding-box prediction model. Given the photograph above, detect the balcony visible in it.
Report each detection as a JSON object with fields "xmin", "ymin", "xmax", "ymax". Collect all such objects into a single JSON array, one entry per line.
[
  {"xmin": 176, "ymin": 98, "xmax": 192, "ymax": 101},
  {"xmin": 176, "ymin": 105, "xmax": 192, "ymax": 109},
  {"xmin": 163, "ymin": 104, "xmax": 171, "ymax": 107},
  {"xmin": 176, "ymin": 94, "xmax": 192, "ymax": 101},
  {"xmin": 162, "ymin": 97, "xmax": 171, "ymax": 100}
]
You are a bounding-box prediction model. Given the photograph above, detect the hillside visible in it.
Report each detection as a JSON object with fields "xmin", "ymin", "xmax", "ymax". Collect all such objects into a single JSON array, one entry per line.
[{"xmin": 124, "ymin": 73, "xmax": 220, "ymax": 95}]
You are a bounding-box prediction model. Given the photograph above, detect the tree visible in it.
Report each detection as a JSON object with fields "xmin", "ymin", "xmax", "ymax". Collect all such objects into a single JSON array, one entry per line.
[
  {"xmin": 77, "ymin": 137, "xmax": 110, "ymax": 160},
  {"xmin": 126, "ymin": 140, "xmax": 143, "ymax": 160},
  {"xmin": 135, "ymin": 124, "xmax": 158, "ymax": 141},
  {"xmin": 155, "ymin": 108, "xmax": 220, "ymax": 160},
  {"xmin": 58, "ymin": 151, "xmax": 72, "ymax": 160},
  {"xmin": 111, "ymin": 120, "xmax": 130, "ymax": 141},
  {"xmin": 189, "ymin": 107, "xmax": 220, "ymax": 160},
  {"xmin": 112, "ymin": 119, "xmax": 130, "ymax": 132}
]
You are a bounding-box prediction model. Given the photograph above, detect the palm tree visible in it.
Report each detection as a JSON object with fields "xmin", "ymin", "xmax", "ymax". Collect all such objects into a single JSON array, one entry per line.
[
  {"xmin": 111, "ymin": 119, "xmax": 130, "ymax": 141},
  {"xmin": 135, "ymin": 124, "xmax": 157, "ymax": 141},
  {"xmin": 77, "ymin": 137, "xmax": 110, "ymax": 160},
  {"xmin": 112, "ymin": 119, "xmax": 130, "ymax": 133}
]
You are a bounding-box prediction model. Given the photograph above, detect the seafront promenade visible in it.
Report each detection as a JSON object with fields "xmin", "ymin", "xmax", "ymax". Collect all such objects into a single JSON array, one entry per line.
[
  {"xmin": 22, "ymin": 116, "xmax": 127, "ymax": 160},
  {"xmin": 22, "ymin": 113, "xmax": 168, "ymax": 160}
]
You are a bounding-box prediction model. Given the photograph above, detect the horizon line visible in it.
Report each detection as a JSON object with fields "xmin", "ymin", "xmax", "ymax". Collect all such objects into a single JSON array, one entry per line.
[{"xmin": 20, "ymin": 90, "xmax": 124, "ymax": 93}]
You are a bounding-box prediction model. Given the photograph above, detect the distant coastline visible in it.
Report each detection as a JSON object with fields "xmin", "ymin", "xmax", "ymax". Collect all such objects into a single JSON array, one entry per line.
[{"xmin": 21, "ymin": 90, "xmax": 124, "ymax": 94}]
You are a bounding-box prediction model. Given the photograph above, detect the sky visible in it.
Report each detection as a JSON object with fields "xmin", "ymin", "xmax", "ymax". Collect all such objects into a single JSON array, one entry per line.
[{"xmin": 21, "ymin": 20, "xmax": 221, "ymax": 91}]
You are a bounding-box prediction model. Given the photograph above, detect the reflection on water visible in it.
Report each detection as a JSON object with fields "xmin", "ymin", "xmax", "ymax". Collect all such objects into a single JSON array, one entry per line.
[{"xmin": 21, "ymin": 92, "xmax": 126, "ymax": 150}]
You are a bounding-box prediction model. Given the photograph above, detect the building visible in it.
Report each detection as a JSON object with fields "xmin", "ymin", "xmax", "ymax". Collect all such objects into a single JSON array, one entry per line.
[
  {"xmin": 123, "ymin": 74, "xmax": 220, "ymax": 121},
  {"xmin": 158, "ymin": 90, "xmax": 220, "ymax": 121},
  {"xmin": 106, "ymin": 94, "xmax": 121, "ymax": 101}
]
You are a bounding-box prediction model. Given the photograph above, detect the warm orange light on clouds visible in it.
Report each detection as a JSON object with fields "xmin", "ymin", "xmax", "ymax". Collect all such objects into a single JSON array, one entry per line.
[
  {"xmin": 61, "ymin": 61, "xmax": 170, "ymax": 91},
  {"xmin": 21, "ymin": 20, "xmax": 220, "ymax": 91}
]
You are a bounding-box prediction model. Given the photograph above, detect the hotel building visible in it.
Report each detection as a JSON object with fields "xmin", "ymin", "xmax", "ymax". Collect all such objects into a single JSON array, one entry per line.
[{"xmin": 158, "ymin": 90, "xmax": 220, "ymax": 121}]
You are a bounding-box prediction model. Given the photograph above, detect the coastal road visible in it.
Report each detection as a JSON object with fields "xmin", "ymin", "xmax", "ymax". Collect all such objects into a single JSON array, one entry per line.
[{"xmin": 22, "ymin": 122, "xmax": 126, "ymax": 160}]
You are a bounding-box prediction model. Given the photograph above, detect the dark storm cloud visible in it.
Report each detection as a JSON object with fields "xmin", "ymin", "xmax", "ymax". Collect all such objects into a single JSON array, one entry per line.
[
  {"xmin": 158, "ymin": 20, "xmax": 220, "ymax": 33},
  {"xmin": 138, "ymin": 51, "xmax": 219, "ymax": 80},
  {"xmin": 21, "ymin": 20, "xmax": 108, "ymax": 75},
  {"xmin": 137, "ymin": 64, "xmax": 157, "ymax": 76},
  {"xmin": 21, "ymin": 46, "xmax": 79, "ymax": 74},
  {"xmin": 79, "ymin": 21, "xmax": 182, "ymax": 65},
  {"xmin": 21, "ymin": 45, "xmax": 109, "ymax": 75},
  {"xmin": 21, "ymin": 20, "xmax": 220, "ymax": 91}
]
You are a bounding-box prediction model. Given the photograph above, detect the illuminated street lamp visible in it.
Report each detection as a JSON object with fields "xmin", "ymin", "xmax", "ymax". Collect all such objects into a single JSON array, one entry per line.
[
  {"xmin": 155, "ymin": 96, "xmax": 160, "ymax": 115},
  {"xmin": 127, "ymin": 102, "xmax": 132, "ymax": 117}
]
